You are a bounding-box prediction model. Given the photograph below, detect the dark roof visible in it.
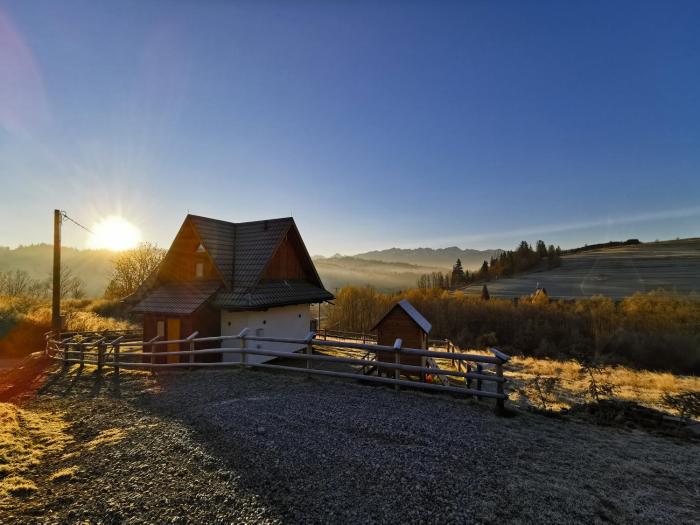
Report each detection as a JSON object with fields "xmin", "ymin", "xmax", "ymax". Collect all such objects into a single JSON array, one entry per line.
[
  {"xmin": 188, "ymin": 215, "xmax": 301, "ymax": 290},
  {"xmin": 133, "ymin": 215, "xmax": 333, "ymax": 313},
  {"xmin": 370, "ymin": 299, "xmax": 432, "ymax": 334},
  {"xmin": 132, "ymin": 280, "xmax": 222, "ymax": 315},
  {"xmin": 213, "ymin": 280, "xmax": 334, "ymax": 310}
]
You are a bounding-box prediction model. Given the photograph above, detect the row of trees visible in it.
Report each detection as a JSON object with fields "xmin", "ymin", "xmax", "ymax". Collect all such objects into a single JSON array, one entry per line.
[
  {"xmin": 0, "ymin": 267, "xmax": 86, "ymax": 299},
  {"xmin": 485, "ymin": 240, "xmax": 562, "ymax": 279},
  {"xmin": 324, "ymin": 286, "xmax": 700, "ymax": 375},
  {"xmin": 417, "ymin": 240, "xmax": 563, "ymax": 289}
]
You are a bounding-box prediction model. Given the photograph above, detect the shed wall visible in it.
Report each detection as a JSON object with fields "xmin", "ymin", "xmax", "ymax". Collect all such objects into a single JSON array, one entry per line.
[{"xmin": 375, "ymin": 307, "xmax": 427, "ymax": 368}]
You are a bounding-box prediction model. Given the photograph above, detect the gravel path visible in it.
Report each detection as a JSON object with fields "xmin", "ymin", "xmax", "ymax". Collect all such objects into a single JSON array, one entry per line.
[{"xmin": 2, "ymin": 366, "xmax": 698, "ymax": 524}]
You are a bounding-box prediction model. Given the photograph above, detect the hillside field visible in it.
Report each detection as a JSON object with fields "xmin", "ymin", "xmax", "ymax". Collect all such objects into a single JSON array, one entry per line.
[{"xmin": 460, "ymin": 239, "xmax": 700, "ymax": 299}]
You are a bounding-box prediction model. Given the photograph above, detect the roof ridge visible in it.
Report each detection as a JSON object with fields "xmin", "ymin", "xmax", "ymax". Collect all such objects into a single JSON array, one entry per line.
[{"xmin": 187, "ymin": 214, "xmax": 294, "ymax": 227}]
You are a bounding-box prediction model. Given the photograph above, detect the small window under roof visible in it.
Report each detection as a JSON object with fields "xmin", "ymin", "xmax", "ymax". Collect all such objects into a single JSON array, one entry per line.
[{"xmin": 196, "ymin": 243, "xmax": 206, "ymax": 253}]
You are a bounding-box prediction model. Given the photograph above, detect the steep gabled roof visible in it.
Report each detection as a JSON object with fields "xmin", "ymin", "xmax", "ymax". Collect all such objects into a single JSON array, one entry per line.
[
  {"xmin": 370, "ymin": 299, "xmax": 432, "ymax": 334},
  {"xmin": 134, "ymin": 214, "xmax": 332, "ymax": 312},
  {"xmin": 187, "ymin": 215, "xmax": 236, "ymax": 286},
  {"xmin": 187, "ymin": 215, "xmax": 299, "ymax": 289}
]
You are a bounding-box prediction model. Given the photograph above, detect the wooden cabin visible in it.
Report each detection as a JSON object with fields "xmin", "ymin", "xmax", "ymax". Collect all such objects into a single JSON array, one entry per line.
[
  {"xmin": 130, "ymin": 214, "xmax": 334, "ymax": 364},
  {"xmin": 371, "ymin": 300, "xmax": 432, "ymax": 373}
]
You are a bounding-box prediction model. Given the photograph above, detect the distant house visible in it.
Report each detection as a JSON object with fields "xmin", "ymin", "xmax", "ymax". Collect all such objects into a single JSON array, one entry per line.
[
  {"xmin": 371, "ymin": 299, "xmax": 432, "ymax": 371},
  {"xmin": 131, "ymin": 214, "xmax": 334, "ymax": 364}
]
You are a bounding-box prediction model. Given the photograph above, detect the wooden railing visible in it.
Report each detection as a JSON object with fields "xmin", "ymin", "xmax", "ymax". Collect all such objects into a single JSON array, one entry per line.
[
  {"xmin": 315, "ymin": 328, "xmax": 377, "ymax": 344},
  {"xmin": 46, "ymin": 330, "xmax": 510, "ymax": 411}
]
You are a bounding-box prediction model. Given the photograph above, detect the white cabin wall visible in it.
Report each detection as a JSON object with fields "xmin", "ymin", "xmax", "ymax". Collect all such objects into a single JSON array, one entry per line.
[{"xmin": 221, "ymin": 304, "xmax": 311, "ymax": 364}]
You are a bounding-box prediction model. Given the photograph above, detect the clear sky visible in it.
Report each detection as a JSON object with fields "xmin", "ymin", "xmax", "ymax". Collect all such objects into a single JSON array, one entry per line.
[{"xmin": 1, "ymin": 1, "xmax": 699, "ymax": 255}]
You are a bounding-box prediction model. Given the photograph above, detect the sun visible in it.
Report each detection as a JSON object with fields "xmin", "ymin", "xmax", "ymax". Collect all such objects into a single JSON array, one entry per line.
[{"xmin": 88, "ymin": 216, "xmax": 142, "ymax": 251}]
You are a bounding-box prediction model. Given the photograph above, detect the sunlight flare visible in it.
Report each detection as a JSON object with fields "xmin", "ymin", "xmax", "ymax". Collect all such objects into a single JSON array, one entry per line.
[{"xmin": 88, "ymin": 216, "xmax": 141, "ymax": 251}]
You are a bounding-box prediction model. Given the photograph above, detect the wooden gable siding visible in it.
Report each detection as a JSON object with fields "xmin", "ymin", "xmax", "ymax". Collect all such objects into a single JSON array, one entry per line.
[
  {"xmin": 263, "ymin": 230, "xmax": 313, "ymax": 281},
  {"xmin": 159, "ymin": 220, "xmax": 220, "ymax": 283},
  {"xmin": 376, "ymin": 307, "xmax": 425, "ymax": 349}
]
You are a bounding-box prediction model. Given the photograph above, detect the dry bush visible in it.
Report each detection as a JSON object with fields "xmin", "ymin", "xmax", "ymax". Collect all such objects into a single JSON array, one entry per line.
[
  {"xmin": 0, "ymin": 297, "xmax": 137, "ymax": 357},
  {"xmin": 662, "ymin": 391, "xmax": 700, "ymax": 423},
  {"xmin": 519, "ymin": 375, "xmax": 560, "ymax": 411}
]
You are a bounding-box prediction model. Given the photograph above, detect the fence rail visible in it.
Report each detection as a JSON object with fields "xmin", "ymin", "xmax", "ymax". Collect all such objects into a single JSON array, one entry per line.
[{"xmin": 46, "ymin": 328, "xmax": 509, "ymax": 410}]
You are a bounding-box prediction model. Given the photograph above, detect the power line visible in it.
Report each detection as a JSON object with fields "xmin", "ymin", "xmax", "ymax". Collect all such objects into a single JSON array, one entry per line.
[{"xmin": 60, "ymin": 210, "xmax": 94, "ymax": 235}]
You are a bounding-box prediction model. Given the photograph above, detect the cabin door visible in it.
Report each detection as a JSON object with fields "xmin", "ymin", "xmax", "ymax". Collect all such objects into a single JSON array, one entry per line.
[{"xmin": 166, "ymin": 318, "xmax": 181, "ymax": 364}]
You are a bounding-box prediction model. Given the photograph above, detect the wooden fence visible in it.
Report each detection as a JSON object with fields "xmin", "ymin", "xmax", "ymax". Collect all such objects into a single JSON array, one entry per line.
[{"xmin": 45, "ymin": 329, "xmax": 509, "ymax": 411}]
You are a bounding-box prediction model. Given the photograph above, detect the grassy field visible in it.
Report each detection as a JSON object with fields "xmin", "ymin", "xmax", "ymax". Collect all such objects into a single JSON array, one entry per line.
[
  {"xmin": 460, "ymin": 238, "xmax": 700, "ymax": 299},
  {"xmin": 0, "ymin": 402, "xmax": 73, "ymax": 500},
  {"xmin": 436, "ymin": 352, "xmax": 700, "ymax": 415},
  {"xmin": 317, "ymin": 342, "xmax": 699, "ymax": 418}
]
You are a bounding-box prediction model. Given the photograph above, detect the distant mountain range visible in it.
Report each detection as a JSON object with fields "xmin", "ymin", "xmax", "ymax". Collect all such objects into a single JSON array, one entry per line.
[
  {"xmin": 0, "ymin": 244, "xmax": 115, "ymax": 297},
  {"xmin": 350, "ymin": 247, "xmax": 502, "ymax": 269},
  {"xmin": 0, "ymin": 243, "xmax": 503, "ymax": 298}
]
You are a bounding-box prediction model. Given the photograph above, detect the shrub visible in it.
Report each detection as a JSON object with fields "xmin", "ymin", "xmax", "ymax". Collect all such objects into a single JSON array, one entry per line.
[{"xmin": 662, "ymin": 391, "xmax": 700, "ymax": 422}]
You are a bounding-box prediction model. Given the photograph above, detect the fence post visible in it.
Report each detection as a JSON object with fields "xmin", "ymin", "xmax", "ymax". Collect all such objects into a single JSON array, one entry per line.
[
  {"xmin": 186, "ymin": 332, "xmax": 198, "ymax": 365},
  {"xmin": 78, "ymin": 342, "xmax": 84, "ymax": 369},
  {"xmin": 97, "ymin": 341, "xmax": 105, "ymax": 373},
  {"xmin": 393, "ymin": 338, "xmax": 402, "ymax": 392},
  {"xmin": 63, "ymin": 341, "xmax": 70, "ymax": 368},
  {"xmin": 113, "ymin": 341, "xmax": 121, "ymax": 386},
  {"xmin": 466, "ymin": 363, "xmax": 472, "ymax": 389},
  {"xmin": 238, "ymin": 328, "xmax": 249, "ymax": 368},
  {"xmin": 476, "ymin": 363, "xmax": 483, "ymax": 400},
  {"xmin": 304, "ymin": 331, "xmax": 315, "ymax": 372},
  {"xmin": 495, "ymin": 360, "xmax": 505, "ymax": 414}
]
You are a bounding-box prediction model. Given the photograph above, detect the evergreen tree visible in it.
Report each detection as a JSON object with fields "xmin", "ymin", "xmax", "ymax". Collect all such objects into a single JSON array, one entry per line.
[
  {"xmin": 536, "ymin": 240, "xmax": 547, "ymax": 258},
  {"xmin": 481, "ymin": 284, "xmax": 490, "ymax": 301},
  {"xmin": 547, "ymin": 244, "xmax": 556, "ymax": 269},
  {"xmin": 479, "ymin": 260, "xmax": 489, "ymax": 280},
  {"xmin": 451, "ymin": 258, "xmax": 466, "ymax": 287}
]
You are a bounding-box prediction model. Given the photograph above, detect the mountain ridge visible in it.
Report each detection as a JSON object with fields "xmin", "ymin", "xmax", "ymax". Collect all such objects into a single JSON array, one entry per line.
[{"xmin": 351, "ymin": 246, "xmax": 502, "ymax": 269}]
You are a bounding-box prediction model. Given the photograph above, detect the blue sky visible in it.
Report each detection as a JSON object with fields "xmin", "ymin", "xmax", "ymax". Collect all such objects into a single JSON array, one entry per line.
[{"xmin": 1, "ymin": 1, "xmax": 699, "ymax": 255}]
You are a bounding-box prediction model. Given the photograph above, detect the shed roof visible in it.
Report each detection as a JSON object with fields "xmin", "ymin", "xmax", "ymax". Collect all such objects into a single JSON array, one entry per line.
[{"xmin": 371, "ymin": 299, "xmax": 432, "ymax": 334}]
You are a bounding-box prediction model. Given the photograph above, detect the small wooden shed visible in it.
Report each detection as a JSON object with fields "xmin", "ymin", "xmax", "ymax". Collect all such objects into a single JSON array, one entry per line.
[{"xmin": 371, "ymin": 300, "xmax": 432, "ymax": 372}]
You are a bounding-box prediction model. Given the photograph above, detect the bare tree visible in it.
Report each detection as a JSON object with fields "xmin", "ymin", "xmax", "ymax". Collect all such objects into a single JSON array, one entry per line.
[
  {"xmin": 52, "ymin": 267, "xmax": 86, "ymax": 299},
  {"xmin": 1, "ymin": 269, "xmax": 32, "ymax": 296},
  {"xmin": 104, "ymin": 242, "xmax": 165, "ymax": 299}
]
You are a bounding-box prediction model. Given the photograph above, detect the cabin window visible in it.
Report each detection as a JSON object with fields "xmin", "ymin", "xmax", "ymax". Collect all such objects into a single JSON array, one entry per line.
[
  {"xmin": 195, "ymin": 262, "xmax": 204, "ymax": 279},
  {"xmin": 156, "ymin": 321, "xmax": 165, "ymax": 338},
  {"xmin": 196, "ymin": 243, "xmax": 205, "ymax": 253}
]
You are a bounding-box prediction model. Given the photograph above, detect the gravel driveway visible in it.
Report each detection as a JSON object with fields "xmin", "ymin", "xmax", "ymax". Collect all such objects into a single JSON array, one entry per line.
[{"xmin": 2, "ymin": 366, "xmax": 698, "ymax": 524}]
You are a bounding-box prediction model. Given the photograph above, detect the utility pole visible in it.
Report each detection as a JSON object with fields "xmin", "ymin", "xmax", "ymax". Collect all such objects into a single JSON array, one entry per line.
[{"xmin": 52, "ymin": 209, "xmax": 62, "ymax": 332}]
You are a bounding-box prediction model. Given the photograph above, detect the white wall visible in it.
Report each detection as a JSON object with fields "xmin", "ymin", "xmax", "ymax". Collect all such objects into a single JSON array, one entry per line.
[{"xmin": 220, "ymin": 304, "xmax": 311, "ymax": 364}]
